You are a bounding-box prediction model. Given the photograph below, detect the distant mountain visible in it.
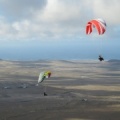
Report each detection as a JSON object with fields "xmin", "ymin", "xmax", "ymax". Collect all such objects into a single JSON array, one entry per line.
[{"xmin": 108, "ymin": 59, "xmax": 120, "ymax": 62}]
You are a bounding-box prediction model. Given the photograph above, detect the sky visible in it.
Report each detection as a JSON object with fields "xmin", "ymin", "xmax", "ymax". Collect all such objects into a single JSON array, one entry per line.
[{"xmin": 0, "ymin": 0, "xmax": 120, "ymax": 60}]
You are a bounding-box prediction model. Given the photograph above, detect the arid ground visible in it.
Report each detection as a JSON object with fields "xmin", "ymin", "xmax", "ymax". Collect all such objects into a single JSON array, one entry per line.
[{"xmin": 0, "ymin": 60, "xmax": 120, "ymax": 120}]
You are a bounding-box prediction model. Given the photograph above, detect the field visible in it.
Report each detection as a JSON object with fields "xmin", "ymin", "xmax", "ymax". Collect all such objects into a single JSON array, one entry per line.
[{"xmin": 0, "ymin": 60, "xmax": 120, "ymax": 120}]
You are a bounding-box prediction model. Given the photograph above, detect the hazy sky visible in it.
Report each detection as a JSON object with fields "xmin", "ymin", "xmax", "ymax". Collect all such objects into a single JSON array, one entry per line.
[{"xmin": 0, "ymin": 0, "xmax": 120, "ymax": 60}]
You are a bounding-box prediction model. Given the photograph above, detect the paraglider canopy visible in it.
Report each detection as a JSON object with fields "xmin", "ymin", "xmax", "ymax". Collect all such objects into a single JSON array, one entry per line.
[
  {"xmin": 86, "ymin": 18, "xmax": 106, "ymax": 35},
  {"xmin": 38, "ymin": 71, "xmax": 51, "ymax": 83}
]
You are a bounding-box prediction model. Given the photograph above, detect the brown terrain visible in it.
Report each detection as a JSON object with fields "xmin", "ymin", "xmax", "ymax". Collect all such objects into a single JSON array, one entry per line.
[{"xmin": 0, "ymin": 60, "xmax": 120, "ymax": 120}]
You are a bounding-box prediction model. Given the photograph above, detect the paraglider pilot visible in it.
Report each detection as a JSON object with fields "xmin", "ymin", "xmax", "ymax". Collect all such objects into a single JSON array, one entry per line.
[
  {"xmin": 44, "ymin": 92, "xmax": 47, "ymax": 96},
  {"xmin": 98, "ymin": 55, "xmax": 104, "ymax": 61}
]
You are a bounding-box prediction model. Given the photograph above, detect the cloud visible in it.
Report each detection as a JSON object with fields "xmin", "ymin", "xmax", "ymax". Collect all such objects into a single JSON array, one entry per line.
[
  {"xmin": 0, "ymin": 0, "xmax": 47, "ymax": 20},
  {"xmin": 93, "ymin": 0, "xmax": 120, "ymax": 25},
  {"xmin": 0, "ymin": 0, "xmax": 120, "ymax": 41}
]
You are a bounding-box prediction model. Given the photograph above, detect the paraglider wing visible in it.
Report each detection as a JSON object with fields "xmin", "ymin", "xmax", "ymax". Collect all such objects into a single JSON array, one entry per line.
[
  {"xmin": 45, "ymin": 71, "xmax": 51, "ymax": 78},
  {"xmin": 97, "ymin": 19, "xmax": 106, "ymax": 34},
  {"xmin": 86, "ymin": 22, "xmax": 92, "ymax": 34},
  {"xmin": 38, "ymin": 71, "xmax": 51, "ymax": 83},
  {"xmin": 38, "ymin": 71, "xmax": 46, "ymax": 83},
  {"xmin": 86, "ymin": 19, "xmax": 106, "ymax": 35},
  {"xmin": 97, "ymin": 18, "xmax": 107, "ymax": 27}
]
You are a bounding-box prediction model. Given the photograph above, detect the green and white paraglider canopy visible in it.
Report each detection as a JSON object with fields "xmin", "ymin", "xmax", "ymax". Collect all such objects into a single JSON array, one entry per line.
[{"xmin": 38, "ymin": 71, "xmax": 51, "ymax": 83}]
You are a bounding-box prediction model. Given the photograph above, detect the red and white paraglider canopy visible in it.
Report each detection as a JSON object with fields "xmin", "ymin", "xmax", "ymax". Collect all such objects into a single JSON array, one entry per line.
[{"xmin": 86, "ymin": 18, "xmax": 106, "ymax": 35}]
